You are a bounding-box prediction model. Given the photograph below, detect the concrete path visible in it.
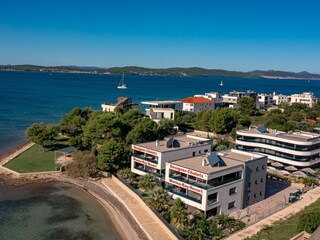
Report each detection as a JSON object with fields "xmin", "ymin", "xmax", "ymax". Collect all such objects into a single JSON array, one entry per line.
[
  {"xmin": 102, "ymin": 178, "xmax": 178, "ymax": 240},
  {"xmin": 226, "ymin": 187, "xmax": 320, "ymax": 240}
]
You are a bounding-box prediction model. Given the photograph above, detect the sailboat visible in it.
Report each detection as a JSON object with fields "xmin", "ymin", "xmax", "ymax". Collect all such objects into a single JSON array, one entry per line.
[
  {"xmin": 117, "ymin": 73, "xmax": 127, "ymax": 89},
  {"xmin": 220, "ymin": 80, "xmax": 223, "ymax": 86}
]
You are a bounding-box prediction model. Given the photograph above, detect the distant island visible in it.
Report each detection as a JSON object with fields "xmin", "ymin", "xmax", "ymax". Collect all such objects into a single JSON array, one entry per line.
[{"xmin": 1, "ymin": 64, "xmax": 320, "ymax": 80}]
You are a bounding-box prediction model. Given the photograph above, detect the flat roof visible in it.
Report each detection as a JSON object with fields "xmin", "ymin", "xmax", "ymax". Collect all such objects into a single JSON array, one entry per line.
[
  {"xmin": 141, "ymin": 100, "xmax": 182, "ymax": 105},
  {"xmin": 170, "ymin": 150, "xmax": 244, "ymax": 174},
  {"xmin": 238, "ymin": 128, "xmax": 320, "ymax": 142},
  {"xmin": 150, "ymin": 108, "xmax": 175, "ymax": 112},
  {"xmin": 133, "ymin": 134, "xmax": 211, "ymax": 153}
]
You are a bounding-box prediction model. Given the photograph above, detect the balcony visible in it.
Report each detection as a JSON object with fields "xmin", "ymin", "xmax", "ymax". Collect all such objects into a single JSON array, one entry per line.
[
  {"xmin": 134, "ymin": 166, "xmax": 164, "ymax": 178},
  {"xmin": 169, "ymin": 174, "xmax": 241, "ymax": 190},
  {"xmin": 237, "ymin": 137, "xmax": 318, "ymax": 152},
  {"xmin": 132, "ymin": 154, "xmax": 158, "ymax": 164},
  {"xmin": 166, "ymin": 186, "xmax": 201, "ymax": 204},
  {"xmin": 169, "ymin": 174, "xmax": 212, "ymax": 190}
]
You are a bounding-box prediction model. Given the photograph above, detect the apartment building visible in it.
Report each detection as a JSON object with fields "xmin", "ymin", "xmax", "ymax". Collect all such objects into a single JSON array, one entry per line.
[
  {"xmin": 257, "ymin": 94, "xmax": 274, "ymax": 109},
  {"xmin": 290, "ymin": 92, "xmax": 317, "ymax": 107},
  {"xmin": 165, "ymin": 149, "xmax": 267, "ymax": 216},
  {"xmin": 131, "ymin": 134, "xmax": 212, "ymax": 181},
  {"xmin": 236, "ymin": 126, "xmax": 320, "ymax": 167}
]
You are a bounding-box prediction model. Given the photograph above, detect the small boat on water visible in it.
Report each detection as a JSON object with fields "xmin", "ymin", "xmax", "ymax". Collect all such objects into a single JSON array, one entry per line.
[
  {"xmin": 117, "ymin": 73, "xmax": 127, "ymax": 89},
  {"xmin": 220, "ymin": 80, "xmax": 223, "ymax": 86}
]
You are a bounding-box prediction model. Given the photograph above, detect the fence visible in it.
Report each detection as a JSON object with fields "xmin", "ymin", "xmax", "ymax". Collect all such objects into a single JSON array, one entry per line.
[{"xmin": 115, "ymin": 176, "xmax": 184, "ymax": 240}]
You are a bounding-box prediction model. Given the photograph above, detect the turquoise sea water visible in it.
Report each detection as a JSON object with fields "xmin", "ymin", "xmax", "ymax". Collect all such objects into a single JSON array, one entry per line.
[
  {"xmin": 0, "ymin": 182, "xmax": 121, "ymax": 240},
  {"xmin": 1, "ymin": 71, "xmax": 320, "ymax": 154}
]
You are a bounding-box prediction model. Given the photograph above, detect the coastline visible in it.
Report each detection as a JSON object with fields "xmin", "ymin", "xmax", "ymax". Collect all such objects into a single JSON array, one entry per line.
[{"xmin": 0, "ymin": 144, "xmax": 148, "ymax": 240}]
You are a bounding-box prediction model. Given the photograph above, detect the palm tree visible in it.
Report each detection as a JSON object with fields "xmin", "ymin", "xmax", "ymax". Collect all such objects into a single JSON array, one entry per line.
[
  {"xmin": 138, "ymin": 174, "xmax": 157, "ymax": 192},
  {"xmin": 144, "ymin": 187, "xmax": 171, "ymax": 212},
  {"xmin": 117, "ymin": 168, "xmax": 134, "ymax": 183},
  {"xmin": 180, "ymin": 223, "xmax": 206, "ymax": 240},
  {"xmin": 170, "ymin": 198, "xmax": 188, "ymax": 231}
]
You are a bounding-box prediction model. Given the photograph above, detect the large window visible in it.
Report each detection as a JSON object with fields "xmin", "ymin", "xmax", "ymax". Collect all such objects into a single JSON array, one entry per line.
[{"xmin": 208, "ymin": 192, "xmax": 218, "ymax": 204}]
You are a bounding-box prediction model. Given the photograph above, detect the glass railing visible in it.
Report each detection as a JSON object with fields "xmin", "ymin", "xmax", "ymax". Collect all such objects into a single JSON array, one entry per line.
[
  {"xmin": 132, "ymin": 154, "xmax": 158, "ymax": 164},
  {"xmin": 236, "ymin": 147, "xmax": 310, "ymax": 162},
  {"xmin": 169, "ymin": 174, "xmax": 212, "ymax": 190},
  {"xmin": 169, "ymin": 174, "xmax": 241, "ymax": 189},
  {"xmin": 237, "ymin": 137, "xmax": 317, "ymax": 152},
  {"xmin": 166, "ymin": 186, "xmax": 201, "ymax": 204},
  {"xmin": 134, "ymin": 166, "xmax": 164, "ymax": 178}
]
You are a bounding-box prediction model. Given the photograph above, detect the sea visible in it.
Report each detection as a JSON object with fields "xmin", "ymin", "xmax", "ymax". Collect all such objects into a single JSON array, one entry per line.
[
  {"xmin": 1, "ymin": 70, "xmax": 320, "ymax": 155},
  {"xmin": 0, "ymin": 182, "xmax": 121, "ymax": 240}
]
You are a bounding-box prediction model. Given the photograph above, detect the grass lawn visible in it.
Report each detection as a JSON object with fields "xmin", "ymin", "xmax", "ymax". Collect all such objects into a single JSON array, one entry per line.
[
  {"xmin": 247, "ymin": 198, "xmax": 320, "ymax": 240},
  {"xmin": 4, "ymin": 141, "xmax": 68, "ymax": 173}
]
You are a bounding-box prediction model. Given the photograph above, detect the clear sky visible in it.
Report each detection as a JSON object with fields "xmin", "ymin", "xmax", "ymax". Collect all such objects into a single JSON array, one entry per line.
[{"xmin": 0, "ymin": 0, "xmax": 320, "ymax": 72}]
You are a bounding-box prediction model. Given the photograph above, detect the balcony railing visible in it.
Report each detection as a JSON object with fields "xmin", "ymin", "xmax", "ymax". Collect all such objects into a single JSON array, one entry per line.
[
  {"xmin": 237, "ymin": 137, "xmax": 318, "ymax": 152},
  {"xmin": 236, "ymin": 146, "xmax": 311, "ymax": 162},
  {"xmin": 166, "ymin": 186, "xmax": 201, "ymax": 204},
  {"xmin": 169, "ymin": 174, "xmax": 212, "ymax": 190},
  {"xmin": 134, "ymin": 166, "xmax": 164, "ymax": 178},
  {"xmin": 169, "ymin": 174, "xmax": 241, "ymax": 190},
  {"xmin": 132, "ymin": 154, "xmax": 158, "ymax": 164}
]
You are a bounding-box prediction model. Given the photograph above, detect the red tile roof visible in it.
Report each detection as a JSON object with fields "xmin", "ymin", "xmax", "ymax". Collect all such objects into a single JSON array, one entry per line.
[{"xmin": 180, "ymin": 96, "xmax": 214, "ymax": 104}]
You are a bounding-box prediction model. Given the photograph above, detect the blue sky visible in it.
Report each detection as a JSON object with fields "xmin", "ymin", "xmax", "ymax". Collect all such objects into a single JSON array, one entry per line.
[{"xmin": 0, "ymin": 0, "xmax": 320, "ymax": 72}]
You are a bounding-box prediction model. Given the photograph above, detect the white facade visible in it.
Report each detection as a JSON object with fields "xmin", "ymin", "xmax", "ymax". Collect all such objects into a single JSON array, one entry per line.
[
  {"xmin": 164, "ymin": 149, "xmax": 267, "ymax": 215},
  {"xmin": 131, "ymin": 134, "xmax": 212, "ymax": 180},
  {"xmin": 257, "ymin": 94, "xmax": 274, "ymax": 109},
  {"xmin": 141, "ymin": 100, "xmax": 183, "ymax": 111},
  {"xmin": 101, "ymin": 103, "xmax": 116, "ymax": 112},
  {"xmin": 272, "ymin": 92, "xmax": 290, "ymax": 105},
  {"xmin": 222, "ymin": 94, "xmax": 239, "ymax": 109},
  {"xmin": 165, "ymin": 161, "xmax": 243, "ymax": 215},
  {"xmin": 290, "ymin": 92, "xmax": 317, "ymax": 107},
  {"xmin": 145, "ymin": 108, "xmax": 175, "ymax": 123},
  {"xmin": 236, "ymin": 127, "xmax": 320, "ymax": 167}
]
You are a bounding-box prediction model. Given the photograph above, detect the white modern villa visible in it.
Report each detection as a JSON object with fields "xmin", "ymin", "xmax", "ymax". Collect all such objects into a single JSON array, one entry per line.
[{"xmin": 236, "ymin": 126, "xmax": 320, "ymax": 168}]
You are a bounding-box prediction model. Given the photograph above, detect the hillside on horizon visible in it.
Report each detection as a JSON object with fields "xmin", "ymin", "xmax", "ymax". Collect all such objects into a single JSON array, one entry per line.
[{"xmin": 1, "ymin": 64, "xmax": 320, "ymax": 79}]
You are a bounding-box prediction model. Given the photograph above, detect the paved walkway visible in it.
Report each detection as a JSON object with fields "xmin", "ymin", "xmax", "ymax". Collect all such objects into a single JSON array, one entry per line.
[
  {"xmin": 226, "ymin": 187, "xmax": 320, "ymax": 240},
  {"xmin": 102, "ymin": 178, "xmax": 177, "ymax": 240}
]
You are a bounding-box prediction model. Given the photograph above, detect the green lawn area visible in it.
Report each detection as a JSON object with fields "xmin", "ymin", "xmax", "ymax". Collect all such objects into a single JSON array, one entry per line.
[
  {"xmin": 247, "ymin": 198, "xmax": 320, "ymax": 240},
  {"xmin": 4, "ymin": 142, "xmax": 66, "ymax": 173}
]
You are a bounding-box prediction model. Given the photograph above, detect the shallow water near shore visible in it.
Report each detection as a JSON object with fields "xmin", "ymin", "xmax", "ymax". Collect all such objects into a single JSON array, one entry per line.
[{"xmin": 0, "ymin": 182, "xmax": 121, "ymax": 240}]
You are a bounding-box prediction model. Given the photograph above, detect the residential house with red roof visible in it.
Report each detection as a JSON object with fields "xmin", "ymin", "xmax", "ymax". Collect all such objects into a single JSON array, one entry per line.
[{"xmin": 180, "ymin": 96, "xmax": 215, "ymax": 112}]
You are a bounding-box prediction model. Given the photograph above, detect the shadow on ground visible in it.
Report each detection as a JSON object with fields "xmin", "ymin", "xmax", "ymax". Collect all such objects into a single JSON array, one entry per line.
[{"xmin": 265, "ymin": 179, "xmax": 292, "ymax": 198}]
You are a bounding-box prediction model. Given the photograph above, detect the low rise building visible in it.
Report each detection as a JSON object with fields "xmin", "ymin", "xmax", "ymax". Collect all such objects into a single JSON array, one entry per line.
[
  {"xmin": 290, "ymin": 92, "xmax": 317, "ymax": 107},
  {"xmin": 141, "ymin": 100, "xmax": 183, "ymax": 111},
  {"xmin": 194, "ymin": 92, "xmax": 223, "ymax": 108},
  {"xmin": 257, "ymin": 94, "xmax": 274, "ymax": 109},
  {"xmin": 236, "ymin": 126, "xmax": 320, "ymax": 168},
  {"xmin": 131, "ymin": 134, "xmax": 212, "ymax": 181},
  {"xmin": 222, "ymin": 90, "xmax": 258, "ymax": 109},
  {"xmin": 272, "ymin": 92, "xmax": 290, "ymax": 105},
  {"xmin": 101, "ymin": 97, "xmax": 139, "ymax": 112},
  {"xmin": 145, "ymin": 108, "xmax": 175, "ymax": 123},
  {"xmin": 181, "ymin": 96, "xmax": 215, "ymax": 112},
  {"xmin": 165, "ymin": 149, "xmax": 267, "ymax": 216}
]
